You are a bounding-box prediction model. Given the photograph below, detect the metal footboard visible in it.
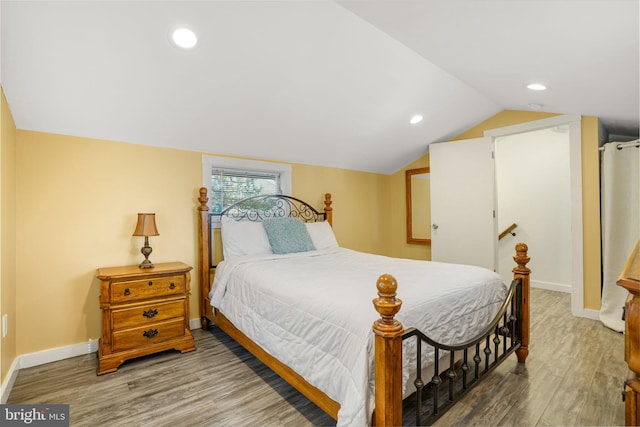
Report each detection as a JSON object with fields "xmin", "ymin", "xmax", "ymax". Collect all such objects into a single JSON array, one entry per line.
[{"xmin": 401, "ymin": 278, "xmax": 523, "ymax": 425}]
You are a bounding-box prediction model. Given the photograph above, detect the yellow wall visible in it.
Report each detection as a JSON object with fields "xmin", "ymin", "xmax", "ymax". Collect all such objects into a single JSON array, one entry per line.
[
  {"xmin": 16, "ymin": 131, "xmax": 202, "ymax": 354},
  {"xmin": 15, "ymin": 130, "xmax": 391, "ymax": 355},
  {"xmin": 395, "ymin": 110, "xmax": 602, "ymax": 310},
  {"xmin": 293, "ymin": 165, "xmax": 390, "ymax": 254},
  {"xmin": 451, "ymin": 111, "xmax": 561, "ymax": 140},
  {"xmin": 580, "ymin": 116, "xmax": 602, "ymax": 310},
  {"xmin": 1, "ymin": 87, "xmax": 18, "ymax": 386}
]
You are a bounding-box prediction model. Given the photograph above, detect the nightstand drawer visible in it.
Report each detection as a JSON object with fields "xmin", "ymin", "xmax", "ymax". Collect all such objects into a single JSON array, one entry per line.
[
  {"xmin": 111, "ymin": 275, "xmax": 185, "ymax": 303},
  {"xmin": 112, "ymin": 318, "xmax": 186, "ymax": 352},
  {"xmin": 112, "ymin": 300, "xmax": 185, "ymax": 330}
]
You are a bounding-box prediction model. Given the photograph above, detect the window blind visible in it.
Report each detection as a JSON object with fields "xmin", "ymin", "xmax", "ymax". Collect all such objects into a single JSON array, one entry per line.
[{"xmin": 210, "ymin": 167, "xmax": 281, "ymax": 214}]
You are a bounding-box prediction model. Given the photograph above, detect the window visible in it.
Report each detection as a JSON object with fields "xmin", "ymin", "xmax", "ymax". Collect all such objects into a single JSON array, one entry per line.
[
  {"xmin": 202, "ymin": 156, "xmax": 292, "ymax": 226},
  {"xmin": 210, "ymin": 168, "xmax": 280, "ymax": 214}
]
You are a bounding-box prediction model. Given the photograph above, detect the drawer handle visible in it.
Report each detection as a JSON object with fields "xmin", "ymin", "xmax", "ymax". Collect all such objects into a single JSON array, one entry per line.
[
  {"xmin": 143, "ymin": 329, "xmax": 158, "ymax": 339},
  {"xmin": 124, "ymin": 288, "xmax": 130, "ymax": 296},
  {"xmin": 142, "ymin": 309, "xmax": 158, "ymax": 319},
  {"xmin": 148, "ymin": 281, "xmax": 153, "ymax": 286},
  {"xmin": 169, "ymin": 282, "xmax": 176, "ymax": 290}
]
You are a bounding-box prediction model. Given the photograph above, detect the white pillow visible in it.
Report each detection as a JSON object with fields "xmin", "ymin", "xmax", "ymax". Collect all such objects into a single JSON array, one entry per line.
[
  {"xmin": 305, "ymin": 221, "xmax": 339, "ymax": 250},
  {"xmin": 221, "ymin": 218, "xmax": 273, "ymax": 260}
]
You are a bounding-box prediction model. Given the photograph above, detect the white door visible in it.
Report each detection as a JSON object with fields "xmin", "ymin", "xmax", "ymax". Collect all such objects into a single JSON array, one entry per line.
[{"xmin": 430, "ymin": 137, "xmax": 496, "ymax": 270}]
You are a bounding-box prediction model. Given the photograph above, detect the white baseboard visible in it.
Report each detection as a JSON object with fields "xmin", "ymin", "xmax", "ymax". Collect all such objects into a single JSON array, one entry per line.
[
  {"xmin": 18, "ymin": 339, "xmax": 100, "ymax": 370},
  {"xmin": 189, "ymin": 317, "xmax": 203, "ymax": 330},
  {"xmin": 0, "ymin": 357, "xmax": 19, "ymax": 404},
  {"xmin": 573, "ymin": 307, "xmax": 601, "ymax": 321},
  {"xmin": 530, "ymin": 281, "xmax": 602, "ymax": 321},
  {"xmin": 2, "ymin": 319, "xmax": 204, "ymax": 401},
  {"xmin": 531, "ymin": 280, "xmax": 571, "ymax": 294},
  {"xmin": 531, "ymin": 281, "xmax": 601, "ymax": 320}
]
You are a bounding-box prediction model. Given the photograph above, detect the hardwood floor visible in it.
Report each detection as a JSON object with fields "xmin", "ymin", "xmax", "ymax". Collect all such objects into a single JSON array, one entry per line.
[{"xmin": 8, "ymin": 288, "xmax": 627, "ymax": 426}]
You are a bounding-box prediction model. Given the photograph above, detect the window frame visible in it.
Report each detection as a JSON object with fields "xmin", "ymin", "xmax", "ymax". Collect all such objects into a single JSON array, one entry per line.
[{"xmin": 202, "ymin": 155, "xmax": 292, "ymax": 228}]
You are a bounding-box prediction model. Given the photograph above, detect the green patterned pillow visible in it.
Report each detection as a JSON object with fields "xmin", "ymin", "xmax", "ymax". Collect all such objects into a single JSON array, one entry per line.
[{"xmin": 262, "ymin": 217, "xmax": 316, "ymax": 254}]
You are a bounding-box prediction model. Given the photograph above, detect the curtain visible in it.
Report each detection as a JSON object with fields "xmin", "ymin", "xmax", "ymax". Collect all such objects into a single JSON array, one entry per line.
[{"xmin": 599, "ymin": 142, "xmax": 640, "ymax": 332}]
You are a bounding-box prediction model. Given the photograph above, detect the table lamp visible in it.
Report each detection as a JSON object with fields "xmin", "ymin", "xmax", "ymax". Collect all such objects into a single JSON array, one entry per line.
[{"xmin": 133, "ymin": 213, "xmax": 159, "ymax": 268}]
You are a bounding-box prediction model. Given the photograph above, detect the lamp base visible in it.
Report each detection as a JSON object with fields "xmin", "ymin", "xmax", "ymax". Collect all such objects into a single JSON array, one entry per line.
[
  {"xmin": 139, "ymin": 238, "xmax": 154, "ymax": 269},
  {"xmin": 138, "ymin": 259, "xmax": 155, "ymax": 269}
]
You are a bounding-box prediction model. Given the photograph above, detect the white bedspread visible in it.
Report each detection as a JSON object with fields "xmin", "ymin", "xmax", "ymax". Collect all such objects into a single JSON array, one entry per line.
[{"xmin": 210, "ymin": 248, "xmax": 506, "ymax": 426}]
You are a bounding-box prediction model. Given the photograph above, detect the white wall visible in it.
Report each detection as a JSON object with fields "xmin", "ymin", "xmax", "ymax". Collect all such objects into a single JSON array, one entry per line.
[{"xmin": 496, "ymin": 125, "xmax": 572, "ymax": 291}]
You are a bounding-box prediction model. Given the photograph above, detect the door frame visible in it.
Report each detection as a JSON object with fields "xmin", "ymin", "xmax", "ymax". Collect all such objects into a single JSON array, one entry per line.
[{"xmin": 484, "ymin": 114, "xmax": 585, "ymax": 317}]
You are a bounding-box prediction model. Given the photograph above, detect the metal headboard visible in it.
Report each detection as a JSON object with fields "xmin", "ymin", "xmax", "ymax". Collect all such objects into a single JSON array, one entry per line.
[
  {"xmin": 216, "ymin": 194, "xmax": 326, "ymax": 223},
  {"xmin": 208, "ymin": 194, "xmax": 328, "ymax": 268}
]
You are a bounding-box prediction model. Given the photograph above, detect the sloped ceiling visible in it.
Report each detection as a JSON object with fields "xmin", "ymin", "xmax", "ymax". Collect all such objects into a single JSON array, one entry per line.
[{"xmin": 1, "ymin": 1, "xmax": 638, "ymax": 174}]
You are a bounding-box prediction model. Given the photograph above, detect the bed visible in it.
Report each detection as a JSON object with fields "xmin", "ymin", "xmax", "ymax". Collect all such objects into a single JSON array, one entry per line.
[{"xmin": 196, "ymin": 188, "xmax": 530, "ymax": 426}]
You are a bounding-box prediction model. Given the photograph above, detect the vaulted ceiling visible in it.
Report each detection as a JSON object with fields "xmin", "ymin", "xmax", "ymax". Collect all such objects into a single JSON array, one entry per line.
[{"xmin": 2, "ymin": 1, "xmax": 638, "ymax": 174}]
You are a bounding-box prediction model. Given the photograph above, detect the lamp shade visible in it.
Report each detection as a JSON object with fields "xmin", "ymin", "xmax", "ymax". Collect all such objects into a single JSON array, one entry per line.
[{"xmin": 132, "ymin": 213, "xmax": 159, "ymax": 237}]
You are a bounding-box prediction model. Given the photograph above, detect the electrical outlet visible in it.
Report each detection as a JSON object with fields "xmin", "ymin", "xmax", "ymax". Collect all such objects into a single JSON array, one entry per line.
[{"xmin": 2, "ymin": 314, "xmax": 7, "ymax": 338}]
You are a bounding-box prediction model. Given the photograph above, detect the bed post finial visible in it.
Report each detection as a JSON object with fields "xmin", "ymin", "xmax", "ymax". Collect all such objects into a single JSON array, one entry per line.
[
  {"xmin": 324, "ymin": 193, "xmax": 333, "ymax": 226},
  {"xmin": 513, "ymin": 242, "xmax": 530, "ymax": 272},
  {"xmin": 513, "ymin": 242, "xmax": 531, "ymax": 364},
  {"xmin": 198, "ymin": 187, "xmax": 209, "ymax": 211},
  {"xmin": 373, "ymin": 274, "xmax": 402, "ymax": 332},
  {"xmin": 372, "ymin": 274, "xmax": 403, "ymax": 427}
]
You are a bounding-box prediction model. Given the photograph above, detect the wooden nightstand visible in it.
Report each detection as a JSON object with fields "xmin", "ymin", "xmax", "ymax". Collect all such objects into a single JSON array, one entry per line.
[
  {"xmin": 618, "ymin": 240, "xmax": 640, "ymax": 425},
  {"xmin": 96, "ymin": 262, "xmax": 196, "ymax": 375}
]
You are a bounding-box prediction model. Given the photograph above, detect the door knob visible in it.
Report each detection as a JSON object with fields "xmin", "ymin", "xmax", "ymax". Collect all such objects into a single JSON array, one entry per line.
[{"xmin": 432, "ymin": 224, "xmax": 439, "ymax": 230}]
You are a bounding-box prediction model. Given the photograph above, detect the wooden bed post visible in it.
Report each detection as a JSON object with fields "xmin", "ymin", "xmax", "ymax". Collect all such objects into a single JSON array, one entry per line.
[
  {"xmin": 372, "ymin": 274, "xmax": 403, "ymax": 427},
  {"xmin": 198, "ymin": 187, "xmax": 211, "ymax": 330},
  {"xmin": 324, "ymin": 193, "xmax": 333, "ymax": 226},
  {"xmin": 513, "ymin": 242, "xmax": 531, "ymax": 364}
]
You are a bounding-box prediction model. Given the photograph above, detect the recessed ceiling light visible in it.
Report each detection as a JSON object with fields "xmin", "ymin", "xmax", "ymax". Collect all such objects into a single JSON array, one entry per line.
[
  {"xmin": 526, "ymin": 83, "xmax": 547, "ymax": 91},
  {"xmin": 409, "ymin": 114, "xmax": 423, "ymax": 125},
  {"xmin": 172, "ymin": 28, "xmax": 197, "ymax": 49}
]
